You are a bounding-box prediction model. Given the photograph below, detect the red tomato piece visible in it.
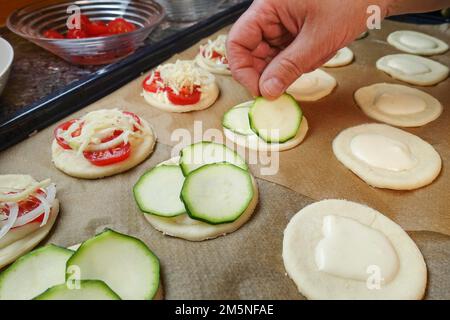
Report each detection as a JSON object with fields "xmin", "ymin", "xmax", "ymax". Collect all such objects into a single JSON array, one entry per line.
[
  {"xmin": 68, "ymin": 14, "xmax": 91, "ymax": 31},
  {"xmin": 83, "ymin": 142, "xmax": 131, "ymax": 166},
  {"xmin": 54, "ymin": 119, "xmax": 82, "ymax": 150},
  {"xmin": 1, "ymin": 190, "xmax": 46, "ymax": 226},
  {"xmin": 107, "ymin": 18, "xmax": 136, "ymax": 34},
  {"xmin": 86, "ymin": 20, "xmax": 109, "ymax": 37},
  {"xmin": 167, "ymin": 86, "xmax": 201, "ymax": 106},
  {"xmin": 67, "ymin": 29, "xmax": 88, "ymax": 39},
  {"xmin": 123, "ymin": 111, "xmax": 142, "ymax": 131},
  {"xmin": 142, "ymin": 72, "xmax": 161, "ymax": 93},
  {"xmin": 42, "ymin": 29, "xmax": 64, "ymax": 39}
]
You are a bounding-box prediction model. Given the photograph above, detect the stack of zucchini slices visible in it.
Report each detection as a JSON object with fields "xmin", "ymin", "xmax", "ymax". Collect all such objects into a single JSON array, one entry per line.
[
  {"xmin": 222, "ymin": 94, "xmax": 309, "ymax": 152},
  {"xmin": 0, "ymin": 229, "xmax": 162, "ymax": 300},
  {"xmin": 134, "ymin": 141, "xmax": 259, "ymax": 241}
]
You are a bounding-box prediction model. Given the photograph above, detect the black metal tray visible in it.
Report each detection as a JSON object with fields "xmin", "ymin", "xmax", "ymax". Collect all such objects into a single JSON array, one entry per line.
[{"xmin": 0, "ymin": 0, "xmax": 251, "ymax": 151}]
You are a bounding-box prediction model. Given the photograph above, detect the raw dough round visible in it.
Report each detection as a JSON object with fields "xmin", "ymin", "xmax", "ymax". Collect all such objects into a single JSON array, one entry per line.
[
  {"xmin": 0, "ymin": 200, "xmax": 59, "ymax": 269},
  {"xmin": 223, "ymin": 102, "xmax": 308, "ymax": 152},
  {"xmin": 143, "ymin": 83, "xmax": 220, "ymax": 113},
  {"xmin": 143, "ymin": 157, "xmax": 258, "ymax": 241},
  {"xmin": 376, "ymin": 54, "xmax": 449, "ymax": 86},
  {"xmin": 52, "ymin": 118, "xmax": 156, "ymax": 179},
  {"xmin": 283, "ymin": 199, "xmax": 427, "ymax": 300},
  {"xmin": 387, "ymin": 30, "xmax": 448, "ymax": 56},
  {"xmin": 355, "ymin": 83, "xmax": 442, "ymax": 127},
  {"xmin": 332, "ymin": 123, "xmax": 441, "ymax": 190},
  {"xmin": 287, "ymin": 69, "xmax": 337, "ymax": 101},
  {"xmin": 323, "ymin": 47, "xmax": 354, "ymax": 67}
]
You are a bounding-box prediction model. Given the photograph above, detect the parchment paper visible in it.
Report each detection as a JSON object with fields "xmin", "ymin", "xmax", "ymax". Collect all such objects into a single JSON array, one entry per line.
[{"xmin": 0, "ymin": 20, "xmax": 449, "ymax": 299}]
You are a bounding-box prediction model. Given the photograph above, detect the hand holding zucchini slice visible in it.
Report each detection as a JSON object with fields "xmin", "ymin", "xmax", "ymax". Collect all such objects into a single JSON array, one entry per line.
[{"xmin": 249, "ymin": 94, "xmax": 303, "ymax": 143}]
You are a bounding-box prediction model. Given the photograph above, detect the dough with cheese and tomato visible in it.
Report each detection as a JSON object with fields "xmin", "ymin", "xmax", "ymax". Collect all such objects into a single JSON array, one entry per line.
[
  {"xmin": 142, "ymin": 60, "xmax": 219, "ymax": 113},
  {"xmin": 52, "ymin": 109, "xmax": 156, "ymax": 179},
  {"xmin": 0, "ymin": 175, "xmax": 59, "ymax": 268},
  {"xmin": 195, "ymin": 35, "xmax": 231, "ymax": 75}
]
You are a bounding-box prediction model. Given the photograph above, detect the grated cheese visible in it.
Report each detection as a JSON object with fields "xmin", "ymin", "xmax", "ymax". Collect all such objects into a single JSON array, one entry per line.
[{"xmin": 146, "ymin": 60, "xmax": 215, "ymax": 95}]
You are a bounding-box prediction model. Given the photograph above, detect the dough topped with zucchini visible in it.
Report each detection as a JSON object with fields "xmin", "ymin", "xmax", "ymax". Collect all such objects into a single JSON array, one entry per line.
[
  {"xmin": 223, "ymin": 94, "xmax": 308, "ymax": 152},
  {"xmin": 0, "ymin": 175, "xmax": 59, "ymax": 269},
  {"xmin": 195, "ymin": 34, "xmax": 231, "ymax": 75},
  {"xmin": 142, "ymin": 60, "xmax": 219, "ymax": 113},
  {"xmin": 133, "ymin": 142, "xmax": 258, "ymax": 241},
  {"xmin": 0, "ymin": 229, "xmax": 162, "ymax": 300},
  {"xmin": 52, "ymin": 109, "xmax": 156, "ymax": 179}
]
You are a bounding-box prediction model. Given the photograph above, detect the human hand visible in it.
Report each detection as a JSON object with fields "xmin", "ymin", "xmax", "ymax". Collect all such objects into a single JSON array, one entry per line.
[{"xmin": 227, "ymin": 0, "xmax": 388, "ymax": 99}]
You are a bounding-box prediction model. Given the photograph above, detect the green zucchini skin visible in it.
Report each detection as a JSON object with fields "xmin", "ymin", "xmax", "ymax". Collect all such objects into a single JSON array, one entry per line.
[
  {"xmin": 34, "ymin": 280, "xmax": 121, "ymax": 300},
  {"xmin": 180, "ymin": 163, "xmax": 254, "ymax": 225},
  {"xmin": 248, "ymin": 94, "xmax": 303, "ymax": 143},
  {"xmin": 133, "ymin": 165, "xmax": 186, "ymax": 218},
  {"xmin": 65, "ymin": 229, "xmax": 160, "ymax": 300},
  {"xmin": 0, "ymin": 244, "xmax": 74, "ymax": 300},
  {"xmin": 179, "ymin": 141, "xmax": 247, "ymax": 176}
]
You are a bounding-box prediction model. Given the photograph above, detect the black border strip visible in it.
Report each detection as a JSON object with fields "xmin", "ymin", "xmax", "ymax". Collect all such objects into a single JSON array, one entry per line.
[{"xmin": 0, "ymin": 0, "xmax": 251, "ymax": 151}]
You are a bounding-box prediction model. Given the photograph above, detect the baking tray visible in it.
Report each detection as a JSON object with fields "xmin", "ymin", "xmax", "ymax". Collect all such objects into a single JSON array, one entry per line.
[{"xmin": 0, "ymin": 0, "xmax": 251, "ymax": 152}]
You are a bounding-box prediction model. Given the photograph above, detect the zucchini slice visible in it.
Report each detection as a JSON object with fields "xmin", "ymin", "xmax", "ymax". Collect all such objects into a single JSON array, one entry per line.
[
  {"xmin": 34, "ymin": 280, "xmax": 120, "ymax": 300},
  {"xmin": 0, "ymin": 244, "xmax": 73, "ymax": 300},
  {"xmin": 222, "ymin": 101, "xmax": 255, "ymax": 136},
  {"xmin": 249, "ymin": 94, "xmax": 303, "ymax": 143},
  {"xmin": 181, "ymin": 163, "xmax": 254, "ymax": 224},
  {"xmin": 65, "ymin": 229, "xmax": 160, "ymax": 300},
  {"xmin": 179, "ymin": 141, "xmax": 247, "ymax": 176},
  {"xmin": 133, "ymin": 165, "xmax": 186, "ymax": 217}
]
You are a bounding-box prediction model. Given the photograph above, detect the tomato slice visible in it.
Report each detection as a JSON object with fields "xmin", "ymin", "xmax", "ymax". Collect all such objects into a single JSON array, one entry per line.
[
  {"xmin": 167, "ymin": 86, "xmax": 201, "ymax": 105},
  {"xmin": 68, "ymin": 14, "xmax": 91, "ymax": 31},
  {"xmin": 142, "ymin": 72, "xmax": 161, "ymax": 93},
  {"xmin": 67, "ymin": 29, "xmax": 88, "ymax": 39},
  {"xmin": 83, "ymin": 142, "xmax": 131, "ymax": 166},
  {"xmin": 43, "ymin": 29, "xmax": 64, "ymax": 39},
  {"xmin": 107, "ymin": 18, "xmax": 136, "ymax": 34},
  {"xmin": 86, "ymin": 21, "xmax": 109, "ymax": 37},
  {"xmin": 123, "ymin": 111, "xmax": 142, "ymax": 131},
  {"xmin": 1, "ymin": 190, "xmax": 46, "ymax": 226},
  {"xmin": 54, "ymin": 120, "xmax": 82, "ymax": 150}
]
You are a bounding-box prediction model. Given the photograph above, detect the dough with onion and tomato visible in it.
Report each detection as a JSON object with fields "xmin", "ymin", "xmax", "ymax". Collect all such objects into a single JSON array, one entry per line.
[
  {"xmin": 0, "ymin": 175, "xmax": 59, "ymax": 268},
  {"xmin": 195, "ymin": 35, "xmax": 231, "ymax": 75},
  {"xmin": 52, "ymin": 109, "xmax": 156, "ymax": 179},
  {"xmin": 133, "ymin": 142, "xmax": 258, "ymax": 241},
  {"xmin": 142, "ymin": 60, "xmax": 219, "ymax": 113},
  {"xmin": 283, "ymin": 199, "xmax": 427, "ymax": 300}
]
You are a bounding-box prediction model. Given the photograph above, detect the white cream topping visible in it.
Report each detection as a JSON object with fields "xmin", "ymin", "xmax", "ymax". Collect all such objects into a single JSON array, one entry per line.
[
  {"xmin": 350, "ymin": 133, "xmax": 416, "ymax": 171},
  {"xmin": 375, "ymin": 92, "xmax": 427, "ymax": 115},
  {"xmin": 387, "ymin": 58, "xmax": 430, "ymax": 75},
  {"xmin": 399, "ymin": 34, "xmax": 437, "ymax": 50},
  {"xmin": 315, "ymin": 215, "xmax": 399, "ymax": 283}
]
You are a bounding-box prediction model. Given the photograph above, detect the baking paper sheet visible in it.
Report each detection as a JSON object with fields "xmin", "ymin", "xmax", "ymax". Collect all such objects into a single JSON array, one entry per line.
[{"xmin": 0, "ymin": 20, "xmax": 449, "ymax": 299}]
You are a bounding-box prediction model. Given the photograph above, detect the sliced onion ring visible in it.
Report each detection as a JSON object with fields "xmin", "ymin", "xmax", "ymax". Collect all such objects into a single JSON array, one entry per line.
[{"xmin": 0, "ymin": 203, "xmax": 18, "ymax": 240}]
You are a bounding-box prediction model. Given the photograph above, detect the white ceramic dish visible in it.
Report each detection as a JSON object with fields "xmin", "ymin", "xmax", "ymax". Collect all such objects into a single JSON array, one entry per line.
[{"xmin": 0, "ymin": 37, "xmax": 14, "ymax": 96}]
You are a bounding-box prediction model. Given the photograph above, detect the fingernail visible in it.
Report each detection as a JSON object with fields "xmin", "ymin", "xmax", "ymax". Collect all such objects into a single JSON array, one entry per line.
[{"xmin": 261, "ymin": 78, "xmax": 284, "ymax": 98}]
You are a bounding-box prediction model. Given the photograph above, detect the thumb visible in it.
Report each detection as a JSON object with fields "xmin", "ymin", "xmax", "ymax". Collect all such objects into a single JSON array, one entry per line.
[{"xmin": 259, "ymin": 34, "xmax": 333, "ymax": 100}]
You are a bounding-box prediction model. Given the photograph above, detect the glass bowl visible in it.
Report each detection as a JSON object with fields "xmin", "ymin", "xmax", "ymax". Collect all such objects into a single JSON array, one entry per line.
[
  {"xmin": 158, "ymin": 0, "xmax": 226, "ymax": 22},
  {"xmin": 7, "ymin": 0, "xmax": 165, "ymax": 65}
]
